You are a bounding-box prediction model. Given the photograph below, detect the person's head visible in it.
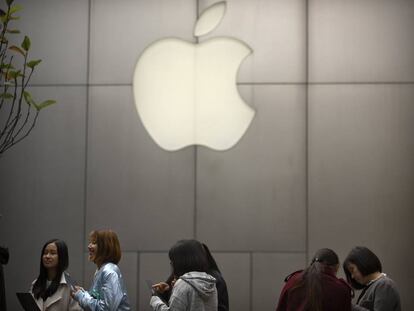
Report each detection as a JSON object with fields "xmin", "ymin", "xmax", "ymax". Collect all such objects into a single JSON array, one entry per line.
[
  {"xmin": 168, "ymin": 239, "xmax": 209, "ymax": 278},
  {"xmin": 88, "ymin": 229, "xmax": 121, "ymax": 267},
  {"xmin": 343, "ymin": 246, "xmax": 382, "ymax": 289},
  {"xmin": 310, "ymin": 248, "xmax": 340, "ymax": 273},
  {"xmin": 40, "ymin": 239, "xmax": 69, "ymax": 276}
]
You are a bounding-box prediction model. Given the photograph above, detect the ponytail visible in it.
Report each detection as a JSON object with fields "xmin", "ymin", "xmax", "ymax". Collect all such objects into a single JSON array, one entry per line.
[{"xmin": 291, "ymin": 249, "xmax": 339, "ymax": 311}]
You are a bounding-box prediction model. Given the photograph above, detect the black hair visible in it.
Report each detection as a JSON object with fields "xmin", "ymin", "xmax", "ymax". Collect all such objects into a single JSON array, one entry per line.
[
  {"xmin": 343, "ymin": 246, "xmax": 382, "ymax": 289},
  {"xmin": 32, "ymin": 239, "xmax": 69, "ymax": 300},
  {"xmin": 0, "ymin": 246, "xmax": 9, "ymax": 265},
  {"xmin": 202, "ymin": 243, "xmax": 221, "ymax": 274},
  {"xmin": 168, "ymin": 239, "xmax": 209, "ymax": 278},
  {"xmin": 291, "ymin": 248, "xmax": 339, "ymax": 311}
]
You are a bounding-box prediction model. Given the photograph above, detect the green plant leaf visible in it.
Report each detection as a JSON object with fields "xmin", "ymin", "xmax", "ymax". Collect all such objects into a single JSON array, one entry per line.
[
  {"xmin": 7, "ymin": 70, "xmax": 20, "ymax": 79},
  {"xmin": 21, "ymin": 35, "xmax": 30, "ymax": 51},
  {"xmin": 6, "ymin": 29, "xmax": 20, "ymax": 34},
  {"xmin": 9, "ymin": 45, "xmax": 25, "ymax": 56},
  {"xmin": 37, "ymin": 100, "xmax": 56, "ymax": 110},
  {"xmin": 23, "ymin": 91, "xmax": 32, "ymax": 102},
  {"xmin": 0, "ymin": 92, "xmax": 14, "ymax": 99},
  {"xmin": 0, "ymin": 63, "xmax": 14, "ymax": 70},
  {"xmin": 23, "ymin": 91, "xmax": 38, "ymax": 110},
  {"xmin": 9, "ymin": 4, "xmax": 22, "ymax": 15},
  {"xmin": 27, "ymin": 59, "xmax": 42, "ymax": 69}
]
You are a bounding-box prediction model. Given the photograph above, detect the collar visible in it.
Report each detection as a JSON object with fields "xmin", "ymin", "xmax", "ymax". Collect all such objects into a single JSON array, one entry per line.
[
  {"xmin": 366, "ymin": 273, "xmax": 386, "ymax": 286},
  {"xmin": 31, "ymin": 272, "xmax": 68, "ymax": 286}
]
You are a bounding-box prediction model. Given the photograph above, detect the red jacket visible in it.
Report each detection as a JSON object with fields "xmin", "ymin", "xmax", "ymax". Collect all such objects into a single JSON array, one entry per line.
[{"xmin": 275, "ymin": 269, "xmax": 352, "ymax": 311}]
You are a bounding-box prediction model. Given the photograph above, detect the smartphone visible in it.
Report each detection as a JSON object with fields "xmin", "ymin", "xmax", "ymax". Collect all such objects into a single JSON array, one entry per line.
[{"xmin": 65, "ymin": 273, "xmax": 78, "ymax": 291}]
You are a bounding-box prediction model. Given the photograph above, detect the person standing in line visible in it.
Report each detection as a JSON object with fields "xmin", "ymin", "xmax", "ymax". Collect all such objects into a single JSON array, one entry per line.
[
  {"xmin": 72, "ymin": 229, "xmax": 130, "ymax": 311},
  {"xmin": 0, "ymin": 245, "xmax": 8, "ymax": 311},
  {"xmin": 275, "ymin": 248, "xmax": 352, "ymax": 311},
  {"xmin": 150, "ymin": 239, "xmax": 218, "ymax": 311},
  {"xmin": 30, "ymin": 239, "xmax": 81, "ymax": 311},
  {"xmin": 343, "ymin": 246, "xmax": 401, "ymax": 311},
  {"xmin": 0, "ymin": 214, "xmax": 9, "ymax": 311},
  {"xmin": 157, "ymin": 242, "xmax": 229, "ymax": 311}
]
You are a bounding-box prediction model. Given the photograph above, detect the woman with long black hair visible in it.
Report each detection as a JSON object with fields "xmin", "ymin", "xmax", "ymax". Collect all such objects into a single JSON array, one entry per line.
[
  {"xmin": 150, "ymin": 239, "xmax": 218, "ymax": 311},
  {"xmin": 275, "ymin": 248, "xmax": 352, "ymax": 311},
  {"xmin": 31, "ymin": 239, "xmax": 81, "ymax": 311},
  {"xmin": 156, "ymin": 242, "xmax": 229, "ymax": 311}
]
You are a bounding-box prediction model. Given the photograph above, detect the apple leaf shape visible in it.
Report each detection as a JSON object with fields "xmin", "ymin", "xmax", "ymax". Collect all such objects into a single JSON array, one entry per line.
[{"xmin": 194, "ymin": 1, "xmax": 226, "ymax": 37}]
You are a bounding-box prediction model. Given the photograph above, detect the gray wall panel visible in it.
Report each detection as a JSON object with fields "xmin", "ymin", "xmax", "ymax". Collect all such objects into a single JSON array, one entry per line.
[
  {"xmin": 0, "ymin": 86, "xmax": 86, "ymax": 311},
  {"xmin": 90, "ymin": 0, "xmax": 196, "ymax": 84},
  {"xmin": 86, "ymin": 86, "xmax": 195, "ymax": 250},
  {"xmin": 309, "ymin": 0, "xmax": 414, "ymax": 82},
  {"xmin": 8, "ymin": 0, "xmax": 88, "ymax": 84},
  {"xmin": 200, "ymin": 0, "xmax": 307, "ymax": 83},
  {"xmin": 197, "ymin": 85, "xmax": 307, "ymax": 251},
  {"xmin": 1, "ymin": 1, "xmax": 413, "ymax": 310},
  {"xmin": 309, "ymin": 84, "xmax": 414, "ymax": 310},
  {"xmin": 212, "ymin": 253, "xmax": 250, "ymax": 311},
  {"xmin": 252, "ymin": 253, "xmax": 306, "ymax": 311}
]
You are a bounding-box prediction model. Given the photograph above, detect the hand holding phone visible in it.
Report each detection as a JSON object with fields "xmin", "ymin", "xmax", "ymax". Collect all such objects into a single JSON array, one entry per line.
[
  {"xmin": 152, "ymin": 282, "xmax": 170, "ymax": 293},
  {"xmin": 64, "ymin": 273, "xmax": 78, "ymax": 291}
]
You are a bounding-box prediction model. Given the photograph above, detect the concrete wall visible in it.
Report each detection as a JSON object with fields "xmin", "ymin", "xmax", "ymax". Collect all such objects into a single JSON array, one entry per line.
[{"xmin": 0, "ymin": 0, "xmax": 413, "ymax": 310}]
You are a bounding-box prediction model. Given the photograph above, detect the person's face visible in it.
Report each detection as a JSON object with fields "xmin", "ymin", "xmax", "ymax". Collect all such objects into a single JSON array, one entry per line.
[
  {"xmin": 88, "ymin": 238, "xmax": 98, "ymax": 263},
  {"xmin": 347, "ymin": 263, "xmax": 367, "ymax": 285},
  {"xmin": 42, "ymin": 243, "xmax": 59, "ymax": 270}
]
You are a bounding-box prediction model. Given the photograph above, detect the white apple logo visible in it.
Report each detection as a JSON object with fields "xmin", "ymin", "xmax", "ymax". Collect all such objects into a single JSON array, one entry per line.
[{"xmin": 133, "ymin": 1, "xmax": 255, "ymax": 151}]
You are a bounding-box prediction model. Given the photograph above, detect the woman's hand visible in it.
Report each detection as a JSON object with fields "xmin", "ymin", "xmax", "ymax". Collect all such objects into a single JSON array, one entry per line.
[
  {"xmin": 71, "ymin": 285, "xmax": 84, "ymax": 298},
  {"xmin": 152, "ymin": 282, "xmax": 170, "ymax": 294}
]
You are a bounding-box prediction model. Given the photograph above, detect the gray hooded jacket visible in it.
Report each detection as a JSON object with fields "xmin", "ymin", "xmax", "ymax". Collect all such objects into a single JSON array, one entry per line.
[{"xmin": 150, "ymin": 271, "xmax": 217, "ymax": 311}]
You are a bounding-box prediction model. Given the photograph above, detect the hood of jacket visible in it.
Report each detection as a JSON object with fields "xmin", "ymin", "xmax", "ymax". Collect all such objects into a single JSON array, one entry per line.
[{"xmin": 180, "ymin": 271, "xmax": 216, "ymax": 300}]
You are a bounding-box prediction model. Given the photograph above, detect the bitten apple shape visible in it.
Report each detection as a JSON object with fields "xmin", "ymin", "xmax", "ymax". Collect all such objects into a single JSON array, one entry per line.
[{"xmin": 133, "ymin": 2, "xmax": 255, "ymax": 151}]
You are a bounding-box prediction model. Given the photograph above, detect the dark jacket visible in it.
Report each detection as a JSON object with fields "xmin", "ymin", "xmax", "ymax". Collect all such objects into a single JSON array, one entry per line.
[
  {"xmin": 276, "ymin": 269, "xmax": 352, "ymax": 311},
  {"xmin": 0, "ymin": 247, "xmax": 9, "ymax": 311}
]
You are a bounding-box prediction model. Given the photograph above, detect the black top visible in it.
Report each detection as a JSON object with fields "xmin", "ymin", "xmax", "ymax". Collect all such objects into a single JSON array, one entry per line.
[{"xmin": 0, "ymin": 246, "xmax": 9, "ymax": 311}]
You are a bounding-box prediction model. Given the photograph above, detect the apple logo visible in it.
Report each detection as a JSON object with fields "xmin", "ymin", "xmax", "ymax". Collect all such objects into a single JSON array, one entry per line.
[{"xmin": 133, "ymin": 1, "xmax": 255, "ymax": 151}]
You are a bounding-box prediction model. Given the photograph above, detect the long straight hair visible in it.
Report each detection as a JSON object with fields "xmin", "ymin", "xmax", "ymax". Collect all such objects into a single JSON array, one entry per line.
[
  {"xmin": 202, "ymin": 243, "xmax": 221, "ymax": 274},
  {"xmin": 32, "ymin": 239, "xmax": 69, "ymax": 300},
  {"xmin": 291, "ymin": 248, "xmax": 339, "ymax": 311}
]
